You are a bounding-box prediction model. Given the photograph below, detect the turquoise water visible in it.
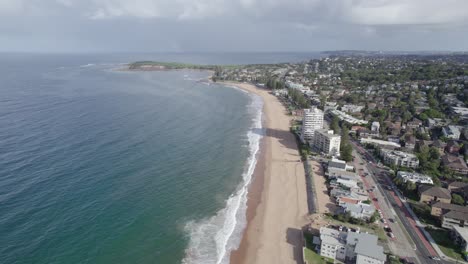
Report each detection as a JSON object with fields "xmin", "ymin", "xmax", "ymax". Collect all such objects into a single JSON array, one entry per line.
[
  {"xmin": 0, "ymin": 53, "xmax": 318, "ymax": 264},
  {"xmin": 0, "ymin": 57, "xmax": 259, "ymax": 264}
]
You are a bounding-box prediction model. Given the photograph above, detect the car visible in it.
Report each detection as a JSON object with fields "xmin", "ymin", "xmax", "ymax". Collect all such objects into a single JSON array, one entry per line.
[
  {"xmin": 381, "ymin": 218, "xmax": 386, "ymax": 224},
  {"xmin": 388, "ymin": 232, "xmax": 395, "ymax": 238},
  {"xmin": 389, "ymin": 218, "xmax": 395, "ymax": 223},
  {"xmin": 373, "ymin": 197, "xmax": 378, "ymax": 201},
  {"xmin": 430, "ymin": 256, "xmax": 441, "ymax": 260}
]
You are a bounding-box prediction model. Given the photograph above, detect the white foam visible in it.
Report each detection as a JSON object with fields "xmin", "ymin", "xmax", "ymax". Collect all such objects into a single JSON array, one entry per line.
[{"xmin": 182, "ymin": 90, "xmax": 264, "ymax": 264}]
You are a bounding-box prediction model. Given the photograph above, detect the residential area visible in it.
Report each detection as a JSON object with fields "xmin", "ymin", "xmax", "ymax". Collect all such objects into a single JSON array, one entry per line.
[{"xmin": 215, "ymin": 53, "xmax": 468, "ymax": 264}]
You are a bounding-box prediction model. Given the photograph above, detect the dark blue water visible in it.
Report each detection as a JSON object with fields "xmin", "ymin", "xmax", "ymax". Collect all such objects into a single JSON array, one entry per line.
[{"xmin": 0, "ymin": 53, "xmax": 318, "ymax": 264}]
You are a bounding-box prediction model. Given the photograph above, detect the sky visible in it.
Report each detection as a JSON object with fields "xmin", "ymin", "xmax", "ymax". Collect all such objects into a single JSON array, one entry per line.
[{"xmin": 1, "ymin": 0, "xmax": 468, "ymax": 53}]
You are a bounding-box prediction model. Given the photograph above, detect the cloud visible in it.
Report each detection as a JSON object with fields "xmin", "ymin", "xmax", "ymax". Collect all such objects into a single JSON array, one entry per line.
[{"xmin": 0, "ymin": 0, "xmax": 468, "ymax": 52}]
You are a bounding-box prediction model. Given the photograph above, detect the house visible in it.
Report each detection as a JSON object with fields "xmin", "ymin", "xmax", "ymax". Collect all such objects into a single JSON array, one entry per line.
[
  {"xmin": 448, "ymin": 181, "xmax": 468, "ymax": 193},
  {"xmin": 431, "ymin": 202, "xmax": 468, "ymax": 217},
  {"xmin": 431, "ymin": 140, "xmax": 447, "ymax": 154},
  {"xmin": 328, "ymin": 157, "xmax": 354, "ymax": 171},
  {"xmin": 442, "ymin": 125, "xmax": 462, "ymax": 140},
  {"xmin": 404, "ymin": 134, "xmax": 416, "ymax": 150},
  {"xmin": 451, "ymin": 226, "xmax": 468, "ymax": 252},
  {"xmin": 445, "ymin": 140, "xmax": 461, "ymax": 154},
  {"xmin": 319, "ymin": 227, "xmax": 386, "ymax": 264},
  {"xmin": 406, "ymin": 118, "xmax": 423, "ymax": 130},
  {"xmin": 442, "ymin": 154, "xmax": 468, "ymax": 175},
  {"xmin": 340, "ymin": 202, "xmax": 376, "ymax": 220},
  {"xmin": 419, "ymin": 186, "xmax": 451, "ymax": 204},
  {"xmin": 371, "ymin": 122, "xmax": 380, "ymax": 133}
]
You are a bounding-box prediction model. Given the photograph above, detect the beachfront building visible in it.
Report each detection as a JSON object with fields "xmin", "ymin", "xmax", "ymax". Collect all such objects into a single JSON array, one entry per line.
[
  {"xmin": 313, "ymin": 129, "xmax": 341, "ymax": 156},
  {"xmin": 319, "ymin": 227, "xmax": 386, "ymax": 264},
  {"xmin": 396, "ymin": 171, "xmax": 433, "ymax": 185},
  {"xmin": 301, "ymin": 106, "xmax": 324, "ymax": 142},
  {"xmin": 328, "ymin": 157, "xmax": 354, "ymax": 171},
  {"xmin": 340, "ymin": 202, "xmax": 376, "ymax": 221},
  {"xmin": 380, "ymin": 149, "xmax": 419, "ymax": 168}
]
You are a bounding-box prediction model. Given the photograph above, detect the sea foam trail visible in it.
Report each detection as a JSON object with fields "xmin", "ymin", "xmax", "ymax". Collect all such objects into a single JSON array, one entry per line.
[{"xmin": 182, "ymin": 89, "xmax": 264, "ymax": 264}]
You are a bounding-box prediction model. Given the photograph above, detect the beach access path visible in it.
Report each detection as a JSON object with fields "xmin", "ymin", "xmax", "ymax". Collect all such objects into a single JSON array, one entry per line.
[{"xmin": 223, "ymin": 82, "xmax": 309, "ymax": 264}]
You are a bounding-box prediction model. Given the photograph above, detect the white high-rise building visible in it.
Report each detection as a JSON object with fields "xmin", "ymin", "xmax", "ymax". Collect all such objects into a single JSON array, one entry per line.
[
  {"xmin": 302, "ymin": 106, "xmax": 324, "ymax": 141},
  {"xmin": 314, "ymin": 129, "xmax": 341, "ymax": 156}
]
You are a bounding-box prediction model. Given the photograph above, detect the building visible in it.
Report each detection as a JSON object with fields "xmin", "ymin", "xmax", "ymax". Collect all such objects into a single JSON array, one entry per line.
[
  {"xmin": 451, "ymin": 226, "xmax": 468, "ymax": 252},
  {"xmin": 380, "ymin": 149, "xmax": 419, "ymax": 168},
  {"xmin": 360, "ymin": 138, "xmax": 401, "ymax": 148},
  {"xmin": 442, "ymin": 210, "xmax": 468, "ymax": 230},
  {"xmin": 319, "ymin": 227, "xmax": 386, "ymax": 264},
  {"xmin": 431, "ymin": 202, "xmax": 468, "ymax": 217},
  {"xmin": 340, "ymin": 202, "xmax": 376, "ymax": 220},
  {"xmin": 341, "ymin": 104, "xmax": 364, "ymax": 113},
  {"xmin": 301, "ymin": 106, "xmax": 324, "ymax": 141},
  {"xmin": 442, "ymin": 125, "xmax": 462, "ymax": 140},
  {"xmin": 448, "ymin": 181, "xmax": 468, "ymax": 193},
  {"xmin": 346, "ymin": 231, "xmax": 386, "ymax": 264},
  {"xmin": 419, "ymin": 186, "xmax": 451, "ymax": 204},
  {"xmin": 397, "ymin": 171, "xmax": 433, "ymax": 185},
  {"xmin": 319, "ymin": 227, "xmax": 347, "ymax": 260},
  {"xmin": 330, "ymin": 109, "xmax": 368, "ymax": 125},
  {"xmin": 371, "ymin": 121, "xmax": 380, "ymax": 133},
  {"xmin": 442, "ymin": 154, "xmax": 468, "ymax": 175},
  {"xmin": 328, "ymin": 157, "xmax": 354, "ymax": 171},
  {"xmin": 313, "ymin": 129, "xmax": 341, "ymax": 156}
]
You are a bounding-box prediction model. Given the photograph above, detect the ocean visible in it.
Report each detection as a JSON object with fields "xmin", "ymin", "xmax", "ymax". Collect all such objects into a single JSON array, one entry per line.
[{"xmin": 0, "ymin": 52, "xmax": 320, "ymax": 264}]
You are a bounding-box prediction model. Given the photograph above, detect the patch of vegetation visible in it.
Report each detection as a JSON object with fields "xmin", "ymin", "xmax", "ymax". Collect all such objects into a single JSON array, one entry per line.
[
  {"xmin": 425, "ymin": 227, "xmax": 464, "ymax": 260},
  {"xmin": 408, "ymin": 201, "xmax": 439, "ymax": 226}
]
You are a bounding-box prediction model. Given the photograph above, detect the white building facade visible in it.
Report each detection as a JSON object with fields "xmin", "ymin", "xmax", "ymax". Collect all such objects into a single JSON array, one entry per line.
[
  {"xmin": 302, "ymin": 107, "xmax": 324, "ymax": 141},
  {"xmin": 314, "ymin": 129, "xmax": 341, "ymax": 156}
]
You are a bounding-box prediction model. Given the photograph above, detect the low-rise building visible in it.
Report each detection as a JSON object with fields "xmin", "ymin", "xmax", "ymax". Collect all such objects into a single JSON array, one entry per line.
[
  {"xmin": 330, "ymin": 109, "xmax": 368, "ymax": 125},
  {"xmin": 340, "ymin": 202, "xmax": 376, "ymax": 220},
  {"xmin": 319, "ymin": 227, "xmax": 386, "ymax": 264},
  {"xmin": 442, "ymin": 125, "xmax": 462, "ymax": 140},
  {"xmin": 442, "ymin": 154, "xmax": 468, "ymax": 175},
  {"xmin": 442, "ymin": 210, "xmax": 468, "ymax": 230},
  {"xmin": 419, "ymin": 186, "xmax": 451, "ymax": 204},
  {"xmin": 328, "ymin": 157, "xmax": 354, "ymax": 171},
  {"xmin": 397, "ymin": 171, "xmax": 433, "ymax": 185},
  {"xmin": 380, "ymin": 149, "xmax": 419, "ymax": 168},
  {"xmin": 431, "ymin": 202, "xmax": 468, "ymax": 217},
  {"xmin": 371, "ymin": 122, "xmax": 380, "ymax": 133},
  {"xmin": 313, "ymin": 129, "xmax": 341, "ymax": 156}
]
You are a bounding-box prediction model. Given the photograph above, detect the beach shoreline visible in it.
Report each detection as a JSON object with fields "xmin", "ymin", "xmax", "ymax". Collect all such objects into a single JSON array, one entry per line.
[{"xmin": 218, "ymin": 82, "xmax": 309, "ymax": 264}]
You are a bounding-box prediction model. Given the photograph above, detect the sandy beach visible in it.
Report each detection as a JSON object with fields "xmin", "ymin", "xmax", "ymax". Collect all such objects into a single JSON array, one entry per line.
[{"xmin": 221, "ymin": 82, "xmax": 309, "ymax": 264}]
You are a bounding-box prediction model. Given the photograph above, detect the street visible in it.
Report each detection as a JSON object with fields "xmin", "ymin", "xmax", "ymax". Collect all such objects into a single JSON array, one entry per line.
[{"xmin": 350, "ymin": 140, "xmax": 452, "ymax": 264}]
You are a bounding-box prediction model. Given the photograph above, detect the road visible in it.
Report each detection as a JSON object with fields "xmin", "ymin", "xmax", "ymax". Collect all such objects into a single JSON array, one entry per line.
[{"xmin": 351, "ymin": 140, "xmax": 452, "ymax": 264}]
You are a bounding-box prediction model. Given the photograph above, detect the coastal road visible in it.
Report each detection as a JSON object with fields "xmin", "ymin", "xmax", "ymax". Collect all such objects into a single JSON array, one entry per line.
[{"xmin": 351, "ymin": 141, "xmax": 452, "ymax": 264}]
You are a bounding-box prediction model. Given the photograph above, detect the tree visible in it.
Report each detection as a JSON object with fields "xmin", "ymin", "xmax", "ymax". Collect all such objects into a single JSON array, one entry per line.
[
  {"xmin": 452, "ymin": 193, "xmax": 465, "ymax": 205},
  {"xmin": 331, "ymin": 115, "xmax": 340, "ymax": 134},
  {"xmin": 341, "ymin": 144, "xmax": 353, "ymax": 162}
]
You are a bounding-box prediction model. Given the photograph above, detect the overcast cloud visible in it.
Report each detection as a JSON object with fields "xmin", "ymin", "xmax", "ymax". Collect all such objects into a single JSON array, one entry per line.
[{"xmin": 1, "ymin": 0, "xmax": 468, "ymax": 52}]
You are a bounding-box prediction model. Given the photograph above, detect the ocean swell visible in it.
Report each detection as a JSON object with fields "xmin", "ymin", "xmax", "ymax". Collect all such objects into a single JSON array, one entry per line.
[{"xmin": 182, "ymin": 89, "xmax": 264, "ymax": 264}]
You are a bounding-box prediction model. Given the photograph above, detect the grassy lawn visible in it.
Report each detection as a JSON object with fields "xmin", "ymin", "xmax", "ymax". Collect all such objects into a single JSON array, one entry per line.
[
  {"xmin": 324, "ymin": 215, "xmax": 388, "ymax": 242},
  {"xmin": 425, "ymin": 228, "xmax": 464, "ymax": 260}
]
